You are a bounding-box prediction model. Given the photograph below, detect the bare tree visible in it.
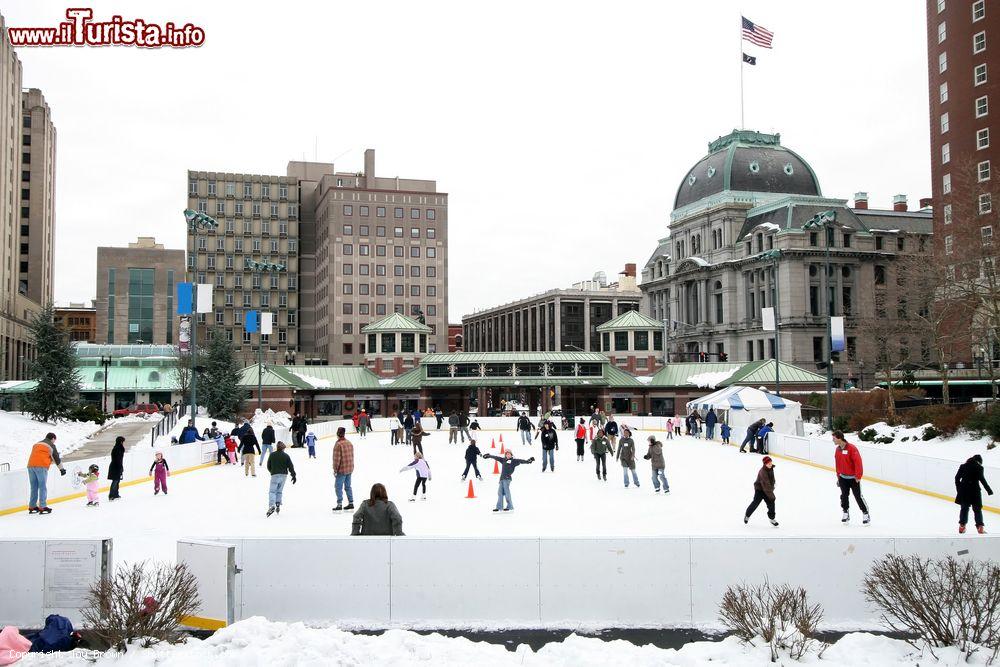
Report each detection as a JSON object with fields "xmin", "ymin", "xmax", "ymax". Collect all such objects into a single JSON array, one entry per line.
[{"xmin": 856, "ymin": 289, "xmax": 917, "ymax": 421}]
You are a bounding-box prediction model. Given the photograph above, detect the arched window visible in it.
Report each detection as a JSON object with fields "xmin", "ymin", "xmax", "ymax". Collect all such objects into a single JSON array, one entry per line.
[
  {"xmin": 148, "ymin": 371, "xmax": 160, "ymax": 382},
  {"xmin": 93, "ymin": 371, "xmax": 104, "ymax": 382}
]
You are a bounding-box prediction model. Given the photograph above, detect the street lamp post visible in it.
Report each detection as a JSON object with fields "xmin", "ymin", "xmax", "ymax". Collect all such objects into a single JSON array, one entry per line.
[
  {"xmin": 100, "ymin": 354, "xmax": 112, "ymax": 414},
  {"xmin": 183, "ymin": 209, "xmax": 220, "ymax": 420},
  {"xmin": 245, "ymin": 258, "xmax": 286, "ymax": 411},
  {"xmin": 757, "ymin": 249, "xmax": 782, "ymax": 395},
  {"xmin": 803, "ymin": 210, "xmax": 838, "ymax": 430}
]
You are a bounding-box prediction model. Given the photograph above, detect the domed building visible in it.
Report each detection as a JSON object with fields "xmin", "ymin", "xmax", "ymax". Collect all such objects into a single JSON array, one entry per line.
[{"xmin": 641, "ymin": 129, "xmax": 933, "ymax": 390}]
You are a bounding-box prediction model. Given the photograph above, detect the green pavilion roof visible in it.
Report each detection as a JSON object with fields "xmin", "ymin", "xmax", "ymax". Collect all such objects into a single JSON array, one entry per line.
[
  {"xmin": 238, "ymin": 364, "xmax": 383, "ymax": 391},
  {"xmin": 722, "ymin": 359, "xmax": 826, "ymax": 386},
  {"xmin": 361, "ymin": 313, "xmax": 432, "ymax": 334},
  {"xmin": 596, "ymin": 311, "xmax": 663, "ymax": 332},
  {"xmin": 421, "ymin": 351, "xmax": 607, "ymax": 364}
]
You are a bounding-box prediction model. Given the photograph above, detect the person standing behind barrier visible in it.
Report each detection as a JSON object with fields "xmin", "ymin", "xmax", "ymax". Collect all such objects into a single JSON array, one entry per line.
[
  {"xmin": 332, "ymin": 427, "xmax": 355, "ymax": 511},
  {"xmin": 516, "ymin": 412, "xmax": 535, "ymax": 446},
  {"xmin": 400, "ymin": 451, "xmax": 431, "ymax": 501},
  {"xmin": 266, "ymin": 442, "xmax": 296, "ymax": 517},
  {"xmin": 705, "ymin": 408, "xmax": 718, "ymax": 440},
  {"xmin": 108, "ymin": 435, "xmax": 125, "ymax": 502},
  {"xmin": 643, "ymin": 435, "xmax": 669, "ymax": 494},
  {"xmin": 259, "ymin": 423, "xmax": 275, "ymax": 464},
  {"xmin": 448, "ymin": 411, "xmax": 460, "ymax": 444},
  {"xmin": 955, "ymin": 454, "xmax": 993, "ymax": 534},
  {"xmin": 616, "ymin": 427, "xmax": 639, "ymax": 488},
  {"xmin": 483, "ymin": 449, "xmax": 535, "ymax": 512},
  {"xmin": 744, "ymin": 456, "xmax": 778, "ymax": 526},
  {"xmin": 240, "ymin": 428, "xmax": 261, "ymax": 477},
  {"xmin": 590, "ymin": 429, "xmax": 614, "ymax": 482},
  {"xmin": 574, "ymin": 418, "xmax": 587, "ymax": 461},
  {"xmin": 539, "ymin": 421, "xmax": 558, "ymax": 472},
  {"xmin": 26, "ymin": 432, "xmax": 66, "ymax": 514},
  {"xmin": 462, "ymin": 439, "xmax": 483, "ymax": 480},
  {"xmin": 833, "ymin": 430, "xmax": 870, "ymax": 525},
  {"xmin": 352, "ymin": 483, "xmax": 404, "ymax": 536},
  {"xmin": 411, "ymin": 423, "xmax": 429, "ymax": 456}
]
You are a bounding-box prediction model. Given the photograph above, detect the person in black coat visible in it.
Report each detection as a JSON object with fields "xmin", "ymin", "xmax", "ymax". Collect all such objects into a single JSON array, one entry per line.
[
  {"xmin": 108, "ymin": 435, "xmax": 125, "ymax": 500},
  {"xmin": 294, "ymin": 415, "xmax": 308, "ymax": 448},
  {"xmin": 462, "ymin": 440, "xmax": 482, "ymax": 481},
  {"xmin": 955, "ymin": 454, "xmax": 994, "ymax": 534}
]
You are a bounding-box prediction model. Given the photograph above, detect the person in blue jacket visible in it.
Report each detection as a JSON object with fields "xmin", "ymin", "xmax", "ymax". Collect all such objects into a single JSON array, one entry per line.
[
  {"xmin": 704, "ymin": 408, "xmax": 718, "ymax": 440},
  {"xmin": 305, "ymin": 431, "xmax": 318, "ymax": 459},
  {"xmin": 756, "ymin": 422, "xmax": 773, "ymax": 455},
  {"xmin": 178, "ymin": 419, "xmax": 201, "ymax": 444},
  {"xmin": 720, "ymin": 422, "xmax": 732, "ymax": 445}
]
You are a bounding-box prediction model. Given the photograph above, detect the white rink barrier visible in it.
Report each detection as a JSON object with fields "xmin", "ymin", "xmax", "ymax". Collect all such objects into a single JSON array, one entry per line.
[
  {"xmin": 179, "ymin": 536, "xmax": 998, "ymax": 628},
  {"xmin": 768, "ymin": 433, "xmax": 1000, "ymax": 513},
  {"xmin": 0, "ymin": 538, "xmax": 112, "ymax": 627},
  {"xmin": 309, "ymin": 415, "xmax": 681, "ymax": 436},
  {"xmin": 0, "ymin": 439, "xmax": 217, "ymax": 513}
]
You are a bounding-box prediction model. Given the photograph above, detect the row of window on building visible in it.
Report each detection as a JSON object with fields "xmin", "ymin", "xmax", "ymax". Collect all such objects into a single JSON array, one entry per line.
[
  {"xmin": 190, "ymin": 181, "xmax": 293, "ymax": 199},
  {"xmin": 341, "ymin": 302, "xmax": 438, "ymax": 317},
  {"xmin": 194, "ymin": 234, "xmax": 297, "ymax": 254},
  {"xmin": 218, "ymin": 291, "xmax": 294, "ymax": 309},
  {"xmin": 342, "ymin": 244, "xmax": 439, "ymax": 259},
  {"xmin": 195, "ymin": 200, "xmax": 299, "ymax": 219},
  {"xmin": 341, "ymin": 205, "xmax": 436, "ymax": 220},
  {"xmin": 343, "ymin": 263, "xmax": 438, "ymax": 278},
  {"xmin": 342, "ymin": 225, "xmax": 437, "ymax": 239},
  {"xmin": 193, "ymin": 272, "xmax": 298, "ymax": 290}
]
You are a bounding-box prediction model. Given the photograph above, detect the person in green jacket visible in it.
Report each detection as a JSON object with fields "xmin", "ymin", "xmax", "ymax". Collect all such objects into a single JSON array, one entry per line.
[
  {"xmin": 266, "ymin": 442, "xmax": 297, "ymax": 517},
  {"xmin": 590, "ymin": 429, "xmax": 615, "ymax": 482}
]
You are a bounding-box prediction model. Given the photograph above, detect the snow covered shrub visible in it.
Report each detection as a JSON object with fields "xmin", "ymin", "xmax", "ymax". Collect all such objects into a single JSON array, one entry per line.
[
  {"xmin": 718, "ymin": 580, "xmax": 826, "ymax": 662},
  {"xmin": 859, "ymin": 428, "xmax": 878, "ymax": 442},
  {"xmin": 875, "ymin": 435, "xmax": 895, "ymax": 444},
  {"xmin": 902, "ymin": 405, "xmax": 972, "ymax": 437},
  {"xmin": 966, "ymin": 408, "xmax": 1000, "ymax": 445},
  {"xmin": 82, "ymin": 561, "xmax": 201, "ymax": 651},
  {"xmin": 921, "ymin": 426, "xmax": 941, "ymax": 441},
  {"xmin": 863, "ymin": 554, "xmax": 1000, "ymax": 663}
]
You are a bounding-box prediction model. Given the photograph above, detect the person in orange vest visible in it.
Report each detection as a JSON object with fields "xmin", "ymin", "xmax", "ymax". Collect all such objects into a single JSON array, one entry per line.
[{"xmin": 27, "ymin": 432, "xmax": 66, "ymax": 514}]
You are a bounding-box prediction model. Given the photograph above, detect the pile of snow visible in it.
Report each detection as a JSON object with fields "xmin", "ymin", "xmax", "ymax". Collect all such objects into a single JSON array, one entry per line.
[
  {"xmin": 251, "ymin": 408, "xmax": 292, "ymax": 429},
  {"xmin": 0, "ymin": 411, "xmax": 105, "ymax": 470},
  {"xmin": 289, "ymin": 370, "xmax": 331, "ymax": 389},
  {"xmin": 807, "ymin": 421, "xmax": 998, "ymax": 464},
  {"xmin": 686, "ymin": 369, "xmax": 737, "ymax": 388},
  {"xmin": 109, "ymin": 412, "xmax": 164, "ymax": 425},
  {"xmin": 23, "ymin": 617, "xmax": 988, "ymax": 666}
]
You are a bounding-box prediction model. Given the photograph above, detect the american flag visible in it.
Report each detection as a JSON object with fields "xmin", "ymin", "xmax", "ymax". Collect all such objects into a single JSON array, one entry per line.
[{"xmin": 742, "ymin": 16, "xmax": 774, "ymax": 49}]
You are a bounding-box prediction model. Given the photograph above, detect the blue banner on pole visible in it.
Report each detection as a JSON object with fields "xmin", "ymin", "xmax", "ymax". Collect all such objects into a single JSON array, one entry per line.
[
  {"xmin": 246, "ymin": 310, "xmax": 259, "ymax": 333},
  {"xmin": 177, "ymin": 282, "xmax": 193, "ymax": 315}
]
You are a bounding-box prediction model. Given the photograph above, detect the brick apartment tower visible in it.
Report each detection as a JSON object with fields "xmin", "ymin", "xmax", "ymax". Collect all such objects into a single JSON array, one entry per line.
[{"xmin": 926, "ymin": 0, "xmax": 998, "ymax": 251}]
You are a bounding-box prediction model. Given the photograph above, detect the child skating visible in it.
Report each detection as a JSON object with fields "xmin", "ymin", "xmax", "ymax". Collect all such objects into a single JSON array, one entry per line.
[
  {"xmin": 78, "ymin": 464, "xmax": 100, "ymax": 507},
  {"xmin": 400, "ymin": 451, "xmax": 432, "ymax": 501},
  {"xmin": 305, "ymin": 431, "xmax": 317, "ymax": 459},
  {"xmin": 744, "ymin": 456, "xmax": 779, "ymax": 526},
  {"xmin": 720, "ymin": 422, "xmax": 731, "ymax": 445},
  {"xmin": 149, "ymin": 452, "xmax": 170, "ymax": 495}
]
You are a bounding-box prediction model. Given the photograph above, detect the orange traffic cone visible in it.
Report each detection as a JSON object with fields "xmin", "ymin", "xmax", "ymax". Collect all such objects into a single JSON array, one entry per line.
[
  {"xmin": 466, "ymin": 479, "xmax": 476, "ymax": 499},
  {"xmin": 493, "ymin": 459, "xmax": 500, "ymax": 475},
  {"xmin": 491, "ymin": 438, "xmax": 496, "ymax": 449},
  {"xmin": 500, "ymin": 443, "xmax": 506, "ymax": 455},
  {"xmin": 499, "ymin": 433, "xmax": 504, "ymax": 443}
]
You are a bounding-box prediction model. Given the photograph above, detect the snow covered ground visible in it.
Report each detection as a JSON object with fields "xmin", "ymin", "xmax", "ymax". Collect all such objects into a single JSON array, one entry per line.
[
  {"xmin": 0, "ymin": 411, "xmax": 106, "ymax": 470},
  {"xmin": 806, "ymin": 420, "xmax": 998, "ymax": 464},
  {"xmin": 18, "ymin": 617, "xmax": 996, "ymax": 666},
  {"xmin": 0, "ymin": 427, "xmax": 977, "ymax": 566}
]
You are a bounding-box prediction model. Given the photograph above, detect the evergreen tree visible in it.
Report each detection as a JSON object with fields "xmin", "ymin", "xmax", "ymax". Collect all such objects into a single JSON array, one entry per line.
[
  {"xmin": 200, "ymin": 332, "xmax": 245, "ymax": 419},
  {"xmin": 23, "ymin": 304, "xmax": 81, "ymax": 422}
]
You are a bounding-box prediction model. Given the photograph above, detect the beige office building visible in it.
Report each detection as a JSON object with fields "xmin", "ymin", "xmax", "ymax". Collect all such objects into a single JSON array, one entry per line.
[
  {"xmin": 20, "ymin": 88, "xmax": 55, "ymax": 306},
  {"xmin": 289, "ymin": 149, "xmax": 449, "ymax": 366},
  {"xmin": 95, "ymin": 238, "xmax": 186, "ymax": 345},
  {"xmin": 185, "ymin": 171, "xmax": 300, "ymax": 365},
  {"xmin": 0, "ymin": 14, "xmax": 53, "ymax": 379}
]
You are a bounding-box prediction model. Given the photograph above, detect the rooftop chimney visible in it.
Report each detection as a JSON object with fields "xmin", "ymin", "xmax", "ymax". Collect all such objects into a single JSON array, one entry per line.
[
  {"xmin": 919, "ymin": 197, "xmax": 933, "ymax": 209},
  {"xmin": 623, "ymin": 263, "xmax": 637, "ymax": 278},
  {"xmin": 364, "ymin": 149, "xmax": 375, "ymax": 188},
  {"xmin": 893, "ymin": 194, "xmax": 908, "ymax": 212},
  {"xmin": 853, "ymin": 192, "xmax": 868, "ymax": 210}
]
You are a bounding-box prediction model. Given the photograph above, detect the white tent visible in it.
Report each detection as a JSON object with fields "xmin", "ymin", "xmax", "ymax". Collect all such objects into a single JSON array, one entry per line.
[{"xmin": 686, "ymin": 386, "xmax": 802, "ymax": 440}]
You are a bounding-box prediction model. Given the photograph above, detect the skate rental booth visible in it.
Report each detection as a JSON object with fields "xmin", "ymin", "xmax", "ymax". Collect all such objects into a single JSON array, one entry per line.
[{"xmin": 686, "ymin": 385, "xmax": 803, "ymax": 437}]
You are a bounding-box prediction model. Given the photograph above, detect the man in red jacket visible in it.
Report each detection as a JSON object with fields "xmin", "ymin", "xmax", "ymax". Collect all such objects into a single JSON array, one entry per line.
[{"xmin": 833, "ymin": 430, "xmax": 870, "ymax": 525}]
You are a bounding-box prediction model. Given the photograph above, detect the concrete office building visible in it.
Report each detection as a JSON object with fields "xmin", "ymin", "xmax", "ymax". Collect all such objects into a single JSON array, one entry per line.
[
  {"xmin": 288, "ymin": 149, "xmax": 449, "ymax": 366},
  {"xmin": 0, "ymin": 14, "xmax": 54, "ymax": 379},
  {"xmin": 462, "ymin": 265, "xmax": 642, "ymax": 353},
  {"xmin": 186, "ymin": 170, "xmax": 301, "ymax": 364},
  {"xmin": 54, "ymin": 302, "xmax": 96, "ymax": 343},
  {"xmin": 20, "ymin": 88, "xmax": 55, "ymax": 306},
  {"xmin": 95, "ymin": 237, "xmax": 186, "ymax": 346},
  {"xmin": 640, "ymin": 129, "xmax": 933, "ymax": 389}
]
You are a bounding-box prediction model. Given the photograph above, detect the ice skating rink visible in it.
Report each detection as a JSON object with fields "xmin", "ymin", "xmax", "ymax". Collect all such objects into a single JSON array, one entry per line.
[{"xmin": 1, "ymin": 428, "xmax": 972, "ymax": 564}]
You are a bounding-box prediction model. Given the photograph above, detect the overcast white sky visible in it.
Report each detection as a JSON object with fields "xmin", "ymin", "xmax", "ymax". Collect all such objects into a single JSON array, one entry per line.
[{"xmin": 5, "ymin": 0, "xmax": 930, "ymax": 320}]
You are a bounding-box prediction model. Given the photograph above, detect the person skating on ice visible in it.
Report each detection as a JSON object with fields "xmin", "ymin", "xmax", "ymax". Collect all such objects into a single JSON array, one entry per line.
[
  {"xmin": 590, "ymin": 428, "xmax": 614, "ymax": 481},
  {"xmin": 400, "ymin": 451, "xmax": 432, "ymax": 501},
  {"xmin": 744, "ymin": 456, "xmax": 778, "ymax": 526},
  {"xmin": 462, "ymin": 440, "xmax": 483, "ymax": 480},
  {"xmin": 305, "ymin": 430, "xmax": 317, "ymax": 459},
  {"xmin": 483, "ymin": 449, "xmax": 534, "ymax": 512},
  {"xmin": 574, "ymin": 418, "xmax": 587, "ymax": 462},
  {"xmin": 643, "ymin": 435, "xmax": 669, "ymax": 494},
  {"xmin": 955, "ymin": 454, "xmax": 993, "ymax": 534},
  {"xmin": 239, "ymin": 428, "xmax": 261, "ymax": 477},
  {"xmin": 539, "ymin": 421, "xmax": 558, "ymax": 472},
  {"xmin": 616, "ymin": 427, "xmax": 639, "ymax": 488},
  {"xmin": 720, "ymin": 422, "xmax": 732, "ymax": 445},
  {"xmin": 833, "ymin": 430, "xmax": 870, "ymax": 524},
  {"xmin": 332, "ymin": 427, "xmax": 356, "ymax": 511},
  {"xmin": 604, "ymin": 416, "xmax": 619, "ymax": 448},
  {"xmin": 411, "ymin": 423, "xmax": 429, "ymax": 456},
  {"xmin": 516, "ymin": 412, "xmax": 535, "ymax": 446},
  {"xmin": 78, "ymin": 464, "xmax": 100, "ymax": 507},
  {"xmin": 149, "ymin": 451, "xmax": 170, "ymax": 495},
  {"xmin": 266, "ymin": 442, "xmax": 296, "ymax": 517}
]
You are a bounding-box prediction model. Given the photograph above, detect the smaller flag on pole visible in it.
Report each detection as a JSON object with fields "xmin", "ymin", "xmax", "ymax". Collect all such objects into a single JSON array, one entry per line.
[
  {"xmin": 246, "ymin": 310, "xmax": 259, "ymax": 333},
  {"xmin": 176, "ymin": 283, "xmax": 193, "ymax": 315},
  {"xmin": 742, "ymin": 52, "xmax": 757, "ymax": 66},
  {"xmin": 741, "ymin": 16, "xmax": 774, "ymax": 49}
]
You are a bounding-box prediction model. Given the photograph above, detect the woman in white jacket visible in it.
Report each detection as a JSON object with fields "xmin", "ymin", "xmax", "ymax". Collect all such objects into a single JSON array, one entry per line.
[{"xmin": 400, "ymin": 451, "xmax": 432, "ymax": 501}]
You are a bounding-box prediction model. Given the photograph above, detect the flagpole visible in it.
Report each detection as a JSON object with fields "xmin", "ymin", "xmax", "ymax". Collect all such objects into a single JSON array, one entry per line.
[{"xmin": 739, "ymin": 13, "xmax": 745, "ymax": 129}]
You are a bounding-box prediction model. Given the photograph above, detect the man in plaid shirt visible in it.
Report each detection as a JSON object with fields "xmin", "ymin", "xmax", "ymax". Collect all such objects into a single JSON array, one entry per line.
[{"xmin": 332, "ymin": 427, "xmax": 356, "ymax": 511}]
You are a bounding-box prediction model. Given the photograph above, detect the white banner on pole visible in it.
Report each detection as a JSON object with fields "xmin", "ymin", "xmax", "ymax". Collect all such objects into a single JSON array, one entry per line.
[
  {"xmin": 261, "ymin": 312, "xmax": 273, "ymax": 335},
  {"xmin": 761, "ymin": 307, "xmax": 776, "ymax": 332},
  {"xmin": 196, "ymin": 284, "xmax": 214, "ymax": 313}
]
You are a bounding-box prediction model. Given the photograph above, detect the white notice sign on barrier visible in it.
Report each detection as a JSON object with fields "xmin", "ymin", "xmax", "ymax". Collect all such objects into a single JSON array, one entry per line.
[{"xmin": 43, "ymin": 541, "xmax": 100, "ymax": 608}]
